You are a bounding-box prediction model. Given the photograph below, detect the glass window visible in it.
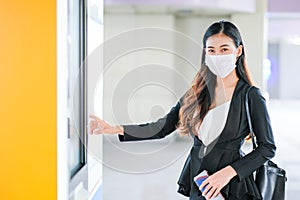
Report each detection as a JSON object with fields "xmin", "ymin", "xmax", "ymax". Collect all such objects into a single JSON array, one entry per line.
[{"xmin": 67, "ymin": 0, "xmax": 87, "ymax": 178}]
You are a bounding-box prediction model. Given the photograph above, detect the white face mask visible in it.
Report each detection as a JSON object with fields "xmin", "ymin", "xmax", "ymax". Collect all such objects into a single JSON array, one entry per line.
[{"xmin": 205, "ymin": 53, "xmax": 237, "ymax": 78}]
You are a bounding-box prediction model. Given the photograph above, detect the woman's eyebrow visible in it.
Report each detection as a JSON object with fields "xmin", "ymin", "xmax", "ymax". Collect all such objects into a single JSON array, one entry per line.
[
  {"xmin": 207, "ymin": 44, "xmax": 230, "ymax": 48},
  {"xmin": 220, "ymin": 44, "xmax": 230, "ymax": 48}
]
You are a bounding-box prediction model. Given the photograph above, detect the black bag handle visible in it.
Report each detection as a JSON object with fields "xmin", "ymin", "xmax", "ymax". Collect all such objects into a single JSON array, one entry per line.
[
  {"xmin": 246, "ymin": 86, "xmax": 287, "ymax": 183},
  {"xmin": 245, "ymin": 86, "xmax": 257, "ymax": 150}
]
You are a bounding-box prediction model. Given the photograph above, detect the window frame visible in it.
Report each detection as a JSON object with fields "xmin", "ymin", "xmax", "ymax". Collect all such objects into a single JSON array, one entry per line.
[{"xmin": 68, "ymin": 0, "xmax": 88, "ymax": 184}]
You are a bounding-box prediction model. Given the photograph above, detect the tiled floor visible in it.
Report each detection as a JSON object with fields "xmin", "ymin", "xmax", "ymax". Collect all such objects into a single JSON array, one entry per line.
[{"xmin": 103, "ymin": 100, "xmax": 300, "ymax": 200}]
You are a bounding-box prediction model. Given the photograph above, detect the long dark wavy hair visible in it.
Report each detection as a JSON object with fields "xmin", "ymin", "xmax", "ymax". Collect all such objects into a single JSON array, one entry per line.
[{"xmin": 177, "ymin": 20, "xmax": 254, "ymax": 135}]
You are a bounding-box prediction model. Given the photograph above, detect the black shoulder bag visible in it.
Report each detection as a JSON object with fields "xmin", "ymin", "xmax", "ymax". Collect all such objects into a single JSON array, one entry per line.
[{"xmin": 245, "ymin": 86, "xmax": 287, "ymax": 200}]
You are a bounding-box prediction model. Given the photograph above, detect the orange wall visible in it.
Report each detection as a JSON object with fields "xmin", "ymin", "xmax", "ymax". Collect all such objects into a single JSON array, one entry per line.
[{"xmin": 0, "ymin": 1, "xmax": 56, "ymax": 199}]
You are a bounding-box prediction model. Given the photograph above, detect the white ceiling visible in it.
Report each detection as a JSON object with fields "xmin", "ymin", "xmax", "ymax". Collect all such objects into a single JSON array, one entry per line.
[
  {"xmin": 104, "ymin": 0, "xmax": 300, "ymax": 42},
  {"xmin": 105, "ymin": 0, "xmax": 256, "ymax": 16}
]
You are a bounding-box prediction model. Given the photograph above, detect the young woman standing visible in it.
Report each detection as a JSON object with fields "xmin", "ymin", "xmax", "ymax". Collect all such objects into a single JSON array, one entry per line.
[{"xmin": 89, "ymin": 21, "xmax": 276, "ymax": 200}]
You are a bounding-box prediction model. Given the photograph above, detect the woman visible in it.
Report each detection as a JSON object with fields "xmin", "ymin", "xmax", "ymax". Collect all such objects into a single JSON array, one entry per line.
[{"xmin": 89, "ymin": 20, "xmax": 276, "ymax": 200}]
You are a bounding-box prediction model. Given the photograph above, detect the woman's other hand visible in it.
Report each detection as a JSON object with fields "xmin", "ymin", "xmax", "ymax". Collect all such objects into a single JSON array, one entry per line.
[
  {"xmin": 89, "ymin": 115, "xmax": 124, "ymax": 135},
  {"xmin": 199, "ymin": 166, "xmax": 237, "ymax": 199}
]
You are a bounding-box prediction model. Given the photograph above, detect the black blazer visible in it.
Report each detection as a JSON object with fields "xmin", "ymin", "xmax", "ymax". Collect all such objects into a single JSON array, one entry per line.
[{"xmin": 118, "ymin": 79, "xmax": 276, "ymax": 200}]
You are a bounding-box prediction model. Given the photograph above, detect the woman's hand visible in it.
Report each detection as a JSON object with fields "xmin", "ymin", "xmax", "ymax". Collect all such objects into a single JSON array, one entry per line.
[
  {"xmin": 199, "ymin": 166, "xmax": 237, "ymax": 199},
  {"xmin": 89, "ymin": 115, "xmax": 124, "ymax": 135}
]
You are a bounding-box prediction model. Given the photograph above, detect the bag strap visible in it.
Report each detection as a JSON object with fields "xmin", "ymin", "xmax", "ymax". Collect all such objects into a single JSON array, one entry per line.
[{"xmin": 245, "ymin": 86, "xmax": 257, "ymax": 150}]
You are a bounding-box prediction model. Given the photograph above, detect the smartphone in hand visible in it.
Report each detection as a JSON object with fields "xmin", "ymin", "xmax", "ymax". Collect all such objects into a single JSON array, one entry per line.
[{"xmin": 194, "ymin": 170, "xmax": 225, "ymax": 200}]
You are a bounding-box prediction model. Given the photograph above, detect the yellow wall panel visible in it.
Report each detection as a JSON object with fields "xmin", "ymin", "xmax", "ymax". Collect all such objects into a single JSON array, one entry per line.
[{"xmin": 0, "ymin": 1, "xmax": 56, "ymax": 199}]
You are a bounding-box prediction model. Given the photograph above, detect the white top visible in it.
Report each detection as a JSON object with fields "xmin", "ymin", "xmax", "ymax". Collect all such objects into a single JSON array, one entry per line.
[{"xmin": 194, "ymin": 100, "xmax": 231, "ymax": 147}]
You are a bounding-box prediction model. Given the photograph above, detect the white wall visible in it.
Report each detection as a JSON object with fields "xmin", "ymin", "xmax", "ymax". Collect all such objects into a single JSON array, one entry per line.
[
  {"xmin": 231, "ymin": 0, "xmax": 268, "ymax": 92},
  {"xmin": 279, "ymin": 41, "xmax": 300, "ymax": 99},
  {"xmin": 103, "ymin": 14, "xmax": 178, "ymax": 125}
]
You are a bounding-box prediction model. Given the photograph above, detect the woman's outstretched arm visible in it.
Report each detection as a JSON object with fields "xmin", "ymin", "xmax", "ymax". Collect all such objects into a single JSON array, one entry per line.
[
  {"xmin": 89, "ymin": 95, "xmax": 184, "ymax": 142},
  {"xmin": 119, "ymin": 96, "xmax": 184, "ymax": 142}
]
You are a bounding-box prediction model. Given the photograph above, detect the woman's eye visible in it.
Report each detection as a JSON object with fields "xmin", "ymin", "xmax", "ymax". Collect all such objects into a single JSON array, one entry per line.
[
  {"xmin": 207, "ymin": 49, "xmax": 214, "ymax": 53},
  {"xmin": 221, "ymin": 48, "xmax": 229, "ymax": 52}
]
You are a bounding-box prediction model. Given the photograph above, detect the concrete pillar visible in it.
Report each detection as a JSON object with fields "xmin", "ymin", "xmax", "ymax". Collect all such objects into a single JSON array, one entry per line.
[{"xmin": 231, "ymin": 0, "xmax": 268, "ymax": 93}]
